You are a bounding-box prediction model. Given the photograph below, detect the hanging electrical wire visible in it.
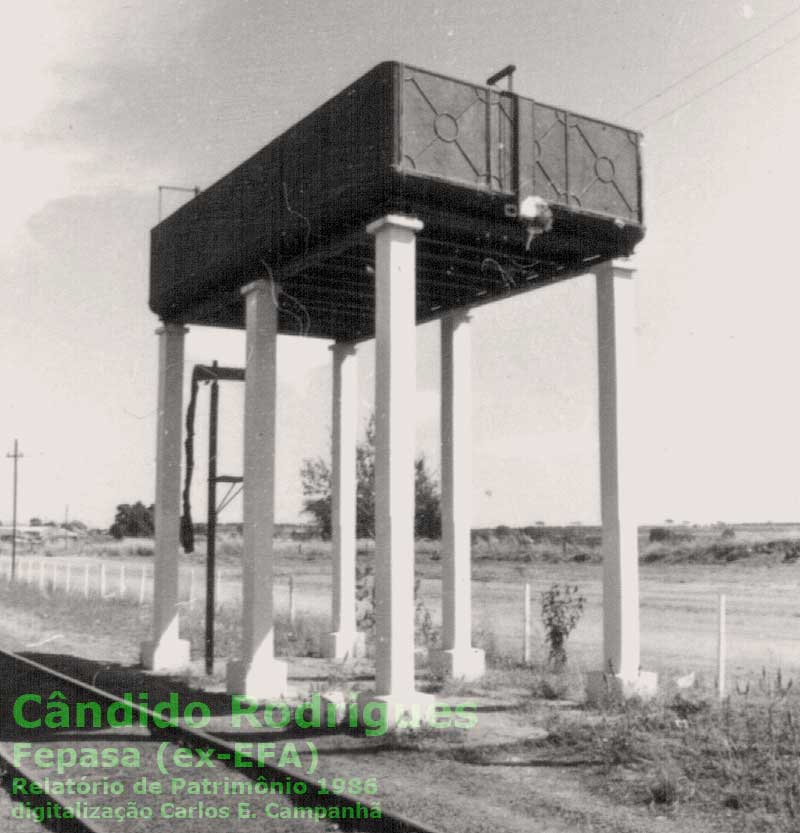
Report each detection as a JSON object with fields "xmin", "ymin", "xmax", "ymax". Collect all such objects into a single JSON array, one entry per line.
[
  {"xmin": 622, "ymin": 3, "xmax": 800, "ymax": 120},
  {"xmin": 481, "ymin": 257, "xmax": 515, "ymax": 293},
  {"xmin": 259, "ymin": 259, "xmax": 312, "ymax": 337},
  {"xmin": 281, "ymin": 181, "xmax": 312, "ymax": 253},
  {"xmin": 642, "ymin": 27, "xmax": 800, "ymax": 129}
]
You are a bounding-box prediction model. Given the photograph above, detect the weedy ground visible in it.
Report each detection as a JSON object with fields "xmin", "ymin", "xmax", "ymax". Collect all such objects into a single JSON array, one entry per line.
[{"xmin": 4, "ymin": 526, "xmax": 800, "ymax": 830}]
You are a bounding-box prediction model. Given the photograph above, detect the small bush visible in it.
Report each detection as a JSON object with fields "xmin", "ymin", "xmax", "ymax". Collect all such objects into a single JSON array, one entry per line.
[
  {"xmin": 355, "ymin": 564, "xmax": 375, "ymax": 631},
  {"xmin": 276, "ymin": 611, "xmax": 327, "ymax": 657},
  {"xmin": 649, "ymin": 526, "xmax": 695, "ymax": 544},
  {"xmin": 533, "ymin": 666, "xmax": 585, "ymax": 701},
  {"xmin": 473, "ymin": 625, "xmax": 502, "ymax": 666},
  {"xmin": 648, "ymin": 763, "xmax": 683, "ymax": 806},
  {"xmin": 354, "ymin": 565, "xmax": 439, "ymax": 648},
  {"xmin": 414, "ymin": 575, "xmax": 439, "ymax": 648},
  {"xmin": 541, "ymin": 584, "xmax": 585, "ymax": 668},
  {"xmin": 783, "ymin": 543, "xmax": 800, "ymax": 563},
  {"xmin": 649, "ymin": 527, "xmax": 672, "ymax": 543}
]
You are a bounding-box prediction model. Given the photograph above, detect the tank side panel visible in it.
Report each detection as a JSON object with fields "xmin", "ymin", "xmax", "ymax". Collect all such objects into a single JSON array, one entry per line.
[
  {"xmin": 395, "ymin": 65, "xmax": 642, "ymax": 225},
  {"xmin": 530, "ymin": 101, "xmax": 569, "ymax": 206},
  {"xmin": 565, "ymin": 113, "xmax": 641, "ymax": 222},
  {"xmin": 397, "ymin": 66, "xmax": 512, "ymax": 192}
]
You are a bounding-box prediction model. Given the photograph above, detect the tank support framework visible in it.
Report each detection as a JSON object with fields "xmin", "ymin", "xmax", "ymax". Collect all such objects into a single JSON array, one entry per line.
[{"xmin": 142, "ymin": 212, "xmax": 657, "ymax": 710}]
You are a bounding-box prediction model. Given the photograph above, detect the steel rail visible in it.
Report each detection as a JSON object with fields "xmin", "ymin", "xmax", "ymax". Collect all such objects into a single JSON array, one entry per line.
[{"xmin": 0, "ymin": 648, "xmax": 447, "ymax": 833}]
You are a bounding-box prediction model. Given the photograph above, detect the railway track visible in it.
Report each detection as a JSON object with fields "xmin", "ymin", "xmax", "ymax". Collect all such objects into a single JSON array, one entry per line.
[{"xmin": 0, "ymin": 648, "xmax": 445, "ymax": 833}]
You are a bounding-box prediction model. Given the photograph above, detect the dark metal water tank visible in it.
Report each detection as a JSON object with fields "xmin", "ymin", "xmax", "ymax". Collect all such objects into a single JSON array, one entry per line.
[{"xmin": 150, "ymin": 62, "xmax": 644, "ymax": 341}]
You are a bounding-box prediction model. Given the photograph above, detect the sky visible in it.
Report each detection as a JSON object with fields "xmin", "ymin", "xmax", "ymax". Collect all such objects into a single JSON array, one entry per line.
[{"xmin": 2, "ymin": 0, "xmax": 800, "ymax": 529}]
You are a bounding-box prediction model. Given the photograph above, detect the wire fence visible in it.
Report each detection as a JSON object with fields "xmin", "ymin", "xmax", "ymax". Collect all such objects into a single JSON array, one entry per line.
[
  {"xmin": 0, "ymin": 555, "xmax": 300, "ymax": 618},
  {"xmin": 2, "ymin": 554, "xmax": 798, "ymax": 687}
]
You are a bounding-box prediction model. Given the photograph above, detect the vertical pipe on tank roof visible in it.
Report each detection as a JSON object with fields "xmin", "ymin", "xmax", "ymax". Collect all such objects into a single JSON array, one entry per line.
[
  {"xmin": 226, "ymin": 278, "xmax": 287, "ymax": 699},
  {"xmin": 141, "ymin": 323, "xmax": 191, "ymax": 671}
]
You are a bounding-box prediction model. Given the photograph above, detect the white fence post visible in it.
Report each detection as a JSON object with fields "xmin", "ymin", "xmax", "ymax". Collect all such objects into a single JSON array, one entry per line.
[
  {"xmin": 139, "ymin": 566, "xmax": 147, "ymax": 605},
  {"xmin": 717, "ymin": 593, "xmax": 726, "ymax": 699},
  {"xmin": 100, "ymin": 562, "xmax": 107, "ymax": 598},
  {"xmin": 523, "ymin": 582, "xmax": 531, "ymax": 664},
  {"xmin": 288, "ymin": 575, "xmax": 295, "ymax": 628},
  {"xmin": 84, "ymin": 563, "xmax": 90, "ymax": 599},
  {"xmin": 65, "ymin": 562, "xmax": 72, "ymax": 595},
  {"xmin": 119, "ymin": 564, "xmax": 127, "ymax": 599}
]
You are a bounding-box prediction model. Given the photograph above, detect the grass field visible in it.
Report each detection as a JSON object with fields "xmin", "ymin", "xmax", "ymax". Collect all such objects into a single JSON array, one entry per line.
[
  {"xmin": 2, "ymin": 524, "xmax": 800, "ymax": 831},
  {"xmin": 3, "ymin": 522, "xmax": 800, "ymax": 677}
]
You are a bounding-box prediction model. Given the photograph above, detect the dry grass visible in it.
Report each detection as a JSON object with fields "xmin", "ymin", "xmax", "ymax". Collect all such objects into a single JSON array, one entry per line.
[
  {"xmin": 641, "ymin": 536, "xmax": 800, "ymax": 565},
  {"xmin": 526, "ymin": 672, "xmax": 800, "ymax": 832},
  {"xmin": 0, "ymin": 573, "xmax": 150, "ymax": 640},
  {"xmin": 5, "ymin": 558, "xmax": 800, "ymax": 831},
  {"xmin": 83, "ymin": 538, "xmax": 155, "ymax": 558},
  {"xmin": 182, "ymin": 603, "xmax": 330, "ymax": 661}
]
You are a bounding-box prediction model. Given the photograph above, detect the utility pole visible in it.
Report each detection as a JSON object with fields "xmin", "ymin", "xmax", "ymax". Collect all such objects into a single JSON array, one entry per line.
[
  {"xmin": 205, "ymin": 363, "xmax": 220, "ymax": 676},
  {"xmin": 6, "ymin": 440, "xmax": 23, "ymax": 582}
]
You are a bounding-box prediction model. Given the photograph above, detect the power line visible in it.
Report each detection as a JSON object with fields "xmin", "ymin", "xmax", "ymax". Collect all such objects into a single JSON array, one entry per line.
[
  {"xmin": 622, "ymin": 3, "xmax": 800, "ymax": 119},
  {"xmin": 641, "ymin": 27, "xmax": 800, "ymax": 129}
]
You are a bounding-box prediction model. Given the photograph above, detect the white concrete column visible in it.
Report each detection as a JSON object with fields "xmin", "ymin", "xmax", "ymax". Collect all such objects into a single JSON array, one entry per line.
[
  {"xmin": 588, "ymin": 259, "xmax": 656, "ymax": 701},
  {"xmin": 431, "ymin": 310, "xmax": 484, "ymax": 680},
  {"xmin": 141, "ymin": 322, "xmax": 191, "ymax": 670},
  {"xmin": 227, "ymin": 278, "xmax": 288, "ymax": 698},
  {"xmin": 322, "ymin": 342, "xmax": 365, "ymax": 659},
  {"xmin": 359, "ymin": 214, "xmax": 433, "ymax": 724}
]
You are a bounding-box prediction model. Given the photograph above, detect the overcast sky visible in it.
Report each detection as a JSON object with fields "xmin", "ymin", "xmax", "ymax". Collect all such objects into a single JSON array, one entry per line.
[{"xmin": 2, "ymin": 0, "xmax": 800, "ymax": 529}]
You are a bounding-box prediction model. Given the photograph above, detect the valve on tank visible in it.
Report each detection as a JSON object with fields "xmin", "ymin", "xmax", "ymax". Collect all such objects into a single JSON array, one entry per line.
[{"xmin": 518, "ymin": 195, "xmax": 553, "ymax": 250}]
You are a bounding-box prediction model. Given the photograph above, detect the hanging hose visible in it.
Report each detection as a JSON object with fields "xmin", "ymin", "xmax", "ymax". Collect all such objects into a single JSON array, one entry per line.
[
  {"xmin": 180, "ymin": 363, "xmax": 245, "ymax": 554},
  {"xmin": 180, "ymin": 370, "xmax": 201, "ymax": 553}
]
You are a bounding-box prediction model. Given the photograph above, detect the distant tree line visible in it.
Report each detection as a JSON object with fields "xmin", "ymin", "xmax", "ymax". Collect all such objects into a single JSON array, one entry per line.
[
  {"xmin": 28, "ymin": 517, "xmax": 87, "ymax": 530},
  {"xmin": 110, "ymin": 502, "xmax": 154, "ymax": 539}
]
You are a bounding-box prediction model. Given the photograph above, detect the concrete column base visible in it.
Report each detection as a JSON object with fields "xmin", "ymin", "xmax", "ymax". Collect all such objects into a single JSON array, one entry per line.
[
  {"xmin": 140, "ymin": 637, "xmax": 191, "ymax": 672},
  {"xmin": 226, "ymin": 658, "xmax": 288, "ymax": 699},
  {"xmin": 429, "ymin": 647, "xmax": 485, "ymax": 681},
  {"xmin": 321, "ymin": 630, "xmax": 366, "ymax": 660},
  {"xmin": 356, "ymin": 690, "xmax": 437, "ymax": 733},
  {"xmin": 585, "ymin": 670, "xmax": 658, "ymax": 705}
]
